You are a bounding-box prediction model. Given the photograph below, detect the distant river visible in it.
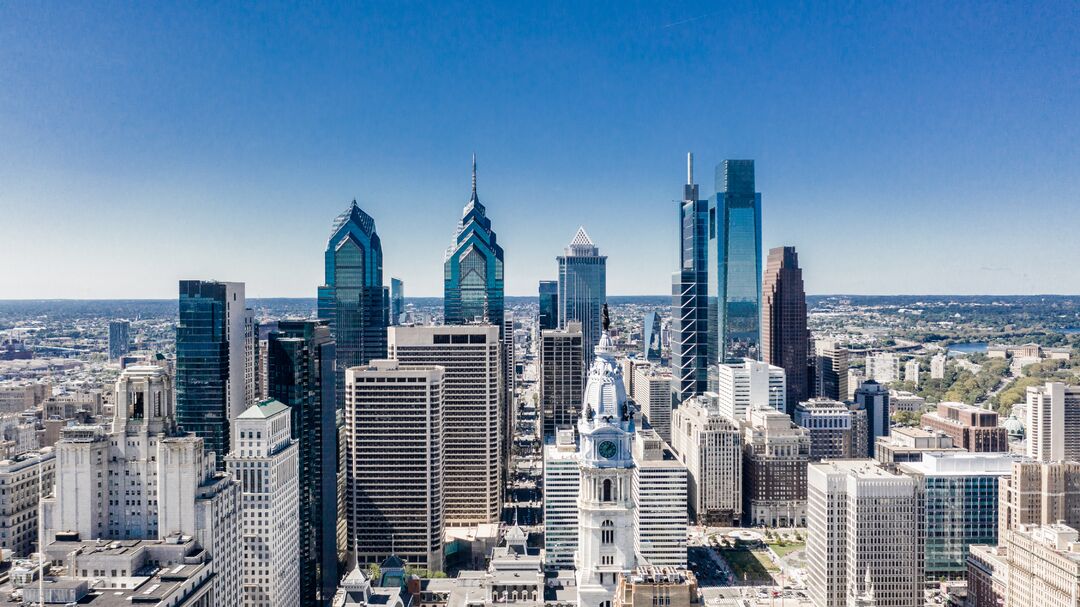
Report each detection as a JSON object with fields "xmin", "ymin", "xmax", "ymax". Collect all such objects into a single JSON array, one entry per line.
[{"xmin": 949, "ymin": 342, "xmax": 988, "ymax": 355}]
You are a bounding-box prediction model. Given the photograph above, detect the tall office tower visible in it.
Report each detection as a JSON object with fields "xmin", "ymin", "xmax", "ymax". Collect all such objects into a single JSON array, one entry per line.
[
  {"xmin": 904, "ymin": 358, "xmax": 920, "ymax": 386},
  {"xmin": 225, "ymin": 400, "xmax": 300, "ymax": 607},
  {"xmin": 714, "ymin": 359, "xmax": 785, "ymax": 420},
  {"xmin": 793, "ymin": 399, "xmax": 854, "ymax": 460},
  {"xmin": 502, "ymin": 313, "xmax": 516, "ymax": 480},
  {"xmin": 998, "ymin": 460, "xmax": 1080, "ymax": 534},
  {"xmin": 575, "ymin": 320, "xmax": 636, "ymax": 607},
  {"xmin": 853, "ymin": 380, "xmax": 889, "ymax": 457},
  {"xmin": 708, "ymin": 159, "xmax": 762, "ymax": 365},
  {"xmin": 176, "ymin": 279, "xmax": 249, "ymax": 465},
  {"xmin": 671, "ymin": 153, "xmax": 710, "ymax": 410},
  {"xmin": 865, "ymin": 352, "xmax": 901, "ymax": 384},
  {"xmin": 742, "ymin": 405, "xmax": 811, "ymax": 527},
  {"xmin": 0, "ymin": 447, "xmax": 55, "ymax": 556},
  {"xmin": 44, "ymin": 365, "xmax": 242, "ymax": 605},
  {"xmin": 1001, "ymin": 524, "xmax": 1080, "ymax": 607},
  {"xmin": 921, "ymin": 402, "xmax": 1009, "ymax": 453},
  {"xmin": 539, "ymin": 280, "xmax": 559, "ymax": 330},
  {"xmin": 541, "ymin": 321, "xmax": 584, "ymax": 439},
  {"xmin": 244, "ymin": 307, "xmax": 258, "ymax": 404},
  {"xmin": 444, "ymin": 156, "xmax": 505, "ymax": 328},
  {"xmin": 622, "ymin": 357, "xmax": 643, "ymax": 396},
  {"xmin": 255, "ymin": 320, "xmax": 278, "ymax": 410},
  {"xmin": 388, "ymin": 325, "xmax": 501, "ymax": 525},
  {"xmin": 318, "ymin": 201, "xmax": 389, "ymax": 408},
  {"xmin": 543, "ymin": 428, "xmax": 580, "ymax": 570},
  {"xmin": 344, "ymin": 360, "xmax": 445, "ymax": 571},
  {"xmin": 670, "ymin": 393, "xmax": 743, "ymax": 525},
  {"xmin": 806, "ymin": 460, "xmax": 924, "ymax": 607},
  {"xmin": 898, "ymin": 453, "xmax": 1013, "ymax": 579},
  {"xmin": 813, "ymin": 340, "xmax": 848, "ymax": 402},
  {"xmin": 558, "ymin": 227, "xmax": 606, "ymax": 362},
  {"xmin": 761, "ymin": 246, "xmax": 809, "ymax": 411},
  {"xmin": 1026, "ymin": 382, "xmax": 1080, "ymax": 462},
  {"xmin": 108, "ymin": 319, "xmax": 131, "ymax": 361},
  {"xmin": 390, "ymin": 277, "xmax": 404, "ymax": 325},
  {"xmin": 642, "ymin": 311, "xmax": 662, "ymax": 362},
  {"xmin": 266, "ymin": 319, "xmax": 340, "ymax": 606},
  {"xmin": 632, "ymin": 429, "xmax": 688, "ymax": 568},
  {"xmin": 633, "ymin": 364, "xmax": 673, "ymax": 442}
]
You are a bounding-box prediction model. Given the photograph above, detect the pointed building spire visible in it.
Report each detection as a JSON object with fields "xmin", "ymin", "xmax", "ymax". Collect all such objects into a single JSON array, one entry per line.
[
  {"xmin": 687, "ymin": 152, "xmax": 694, "ymax": 185},
  {"xmin": 471, "ymin": 153, "xmax": 477, "ymax": 196}
]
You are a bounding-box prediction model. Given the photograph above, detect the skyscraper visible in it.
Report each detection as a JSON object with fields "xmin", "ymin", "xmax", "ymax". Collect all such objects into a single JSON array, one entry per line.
[
  {"xmin": 853, "ymin": 380, "xmax": 890, "ymax": 457},
  {"xmin": 176, "ymin": 279, "xmax": 248, "ymax": 465},
  {"xmin": 714, "ymin": 359, "xmax": 786, "ymax": 420},
  {"xmin": 813, "ymin": 340, "xmax": 849, "ymax": 402},
  {"xmin": 317, "ymin": 201, "xmax": 389, "ymax": 407},
  {"xmin": 444, "ymin": 155, "xmax": 504, "ymax": 328},
  {"xmin": 670, "ymin": 393, "xmax": 743, "ymax": 525},
  {"xmin": 642, "ymin": 311, "xmax": 662, "ymax": 362},
  {"xmin": 707, "ymin": 160, "xmax": 762, "ymax": 366},
  {"xmin": 266, "ymin": 320, "xmax": 340, "ymax": 606},
  {"xmin": 539, "ymin": 280, "xmax": 559, "ymax": 331},
  {"xmin": 108, "ymin": 319, "xmax": 130, "ymax": 361},
  {"xmin": 558, "ymin": 227, "xmax": 606, "ymax": 362},
  {"xmin": 1026, "ymin": 382, "xmax": 1080, "ymax": 462},
  {"xmin": 541, "ymin": 321, "xmax": 585, "ymax": 439},
  {"xmin": 390, "ymin": 276, "xmax": 404, "ymax": 325},
  {"xmin": 671, "ymin": 153, "xmax": 710, "ymax": 409},
  {"xmin": 761, "ymin": 246, "xmax": 809, "ymax": 411}
]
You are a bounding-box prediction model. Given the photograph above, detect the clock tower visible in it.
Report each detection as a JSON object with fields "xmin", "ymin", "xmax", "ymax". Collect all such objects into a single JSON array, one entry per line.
[{"xmin": 576, "ymin": 305, "xmax": 636, "ymax": 607}]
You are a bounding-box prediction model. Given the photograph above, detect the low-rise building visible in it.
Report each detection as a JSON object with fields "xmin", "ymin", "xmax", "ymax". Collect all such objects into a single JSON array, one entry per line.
[
  {"xmin": 874, "ymin": 426, "xmax": 963, "ymax": 469},
  {"xmin": 921, "ymin": 402, "xmax": 1008, "ymax": 453},
  {"xmin": 614, "ymin": 567, "xmax": 699, "ymax": 607}
]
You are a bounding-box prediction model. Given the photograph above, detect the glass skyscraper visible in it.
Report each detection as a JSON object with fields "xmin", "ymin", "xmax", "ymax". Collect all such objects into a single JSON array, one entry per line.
[
  {"xmin": 643, "ymin": 311, "xmax": 662, "ymax": 362},
  {"xmin": 557, "ymin": 227, "xmax": 606, "ymax": 363},
  {"xmin": 708, "ymin": 160, "xmax": 762, "ymax": 369},
  {"xmin": 671, "ymin": 153, "xmax": 710, "ymax": 407},
  {"xmin": 317, "ymin": 201, "xmax": 389, "ymax": 407},
  {"xmin": 267, "ymin": 320, "xmax": 340, "ymax": 606},
  {"xmin": 539, "ymin": 280, "xmax": 558, "ymax": 330},
  {"xmin": 108, "ymin": 320, "xmax": 130, "ymax": 361},
  {"xmin": 444, "ymin": 156, "xmax": 504, "ymax": 329},
  {"xmin": 390, "ymin": 277, "xmax": 404, "ymax": 325}
]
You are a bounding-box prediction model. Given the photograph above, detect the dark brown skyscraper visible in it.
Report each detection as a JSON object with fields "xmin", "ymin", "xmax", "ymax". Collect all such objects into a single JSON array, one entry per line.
[{"xmin": 761, "ymin": 246, "xmax": 809, "ymax": 412}]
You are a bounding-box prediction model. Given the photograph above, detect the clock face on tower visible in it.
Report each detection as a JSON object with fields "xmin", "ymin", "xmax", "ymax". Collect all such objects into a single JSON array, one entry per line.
[{"xmin": 598, "ymin": 440, "xmax": 617, "ymax": 459}]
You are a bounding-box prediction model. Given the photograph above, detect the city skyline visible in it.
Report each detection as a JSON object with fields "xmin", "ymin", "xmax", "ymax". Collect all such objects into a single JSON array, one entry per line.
[{"xmin": 3, "ymin": 3, "xmax": 1079, "ymax": 299}]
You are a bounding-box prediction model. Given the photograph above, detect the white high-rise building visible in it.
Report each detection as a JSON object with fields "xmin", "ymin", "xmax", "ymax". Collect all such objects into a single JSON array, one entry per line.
[
  {"xmin": 0, "ymin": 447, "xmax": 55, "ymax": 556},
  {"xmin": 632, "ymin": 429, "xmax": 687, "ymax": 568},
  {"xmin": 904, "ymin": 358, "xmax": 920, "ymax": 386},
  {"xmin": 930, "ymin": 353, "xmax": 947, "ymax": 380},
  {"xmin": 244, "ymin": 307, "xmax": 257, "ymax": 407},
  {"xmin": 865, "ymin": 352, "xmax": 901, "ymax": 384},
  {"xmin": 543, "ymin": 428, "xmax": 580, "ymax": 570},
  {"xmin": 633, "ymin": 364, "xmax": 673, "ymax": 442},
  {"xmin": 670, "ymin": 393, "xmax": 742, "ymax": 525},
  {"xmin": 225, "ymin": 399, "xmax": 299, "ymax": 607},
  {"xmin": 344, "ymin": 360, "xmax": 445, "ymax": 571},
  {"xmin": 806, "ymin": 460, "xmax": 923, "ymax": 607},
  {"xmin": 714, "ymin": 359, "xmax": 785, "ymax": 419},
  {"xmin": 1026, "ymin": 382, "xmax": 1080, "ymax": 462},
  {"xmin": 575, "ymin": 320, "xmax": 637, "ymax": 607},
  {"xmin": 388, "ymin": 325, "xmax": 501, "ymax": 525},
  {"xmin": 43, "ymin": 364, "xmax": 243, "ymax": 605}
]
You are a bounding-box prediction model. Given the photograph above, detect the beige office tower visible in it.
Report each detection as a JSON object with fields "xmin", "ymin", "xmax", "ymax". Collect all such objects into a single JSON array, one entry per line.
[
  {"xmin": 998, "ymin": 460, "xmax": 1080, "ymax": 535},
  {"xmin": 1001, "ymin": 524, "xmax": 1080, "ymax": 607},
  {"xmin": 807, "ymin": 460, "xmax": 924, "ymax": 607},
  {"xmin": 345, "ymin": 360, "xmax": 445, "ymax": 571},
  {"xmin": 388, "ymin": 325, "xmax": 501, "ymax": 526},
  {"xmin": 633, "ymin": 364, "xmax": 673, "ymax": 442},
  {"xmin": 814, "ymin": 340, "xmax": 848, "ymax": 402},
  {"xmin": 743, "ymin": 405, "xmax": 811, "ymax": 527},
  {"xmin": 225, "ymin": 400, "xmax": 300, "ymax": 607},
  {"xmin": 632, "ymin": 429, "xmax": 688, "ymax": 568},
  {"xmin": 670, "ymin": 393, "xmax": 742, "ymax": 525},
  {"xmin": 1026, "ymin": 382, "xmax": 1080, "ymax": 462},
  {"xmin": 542, "ymin": 321, "xmax": 585, "ymax": 439}
]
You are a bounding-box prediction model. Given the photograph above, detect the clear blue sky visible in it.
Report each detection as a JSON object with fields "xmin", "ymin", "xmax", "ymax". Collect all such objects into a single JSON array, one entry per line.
[{"xmin": 2, "ymin": 1, "xmax": 1078, "ymax": 298}]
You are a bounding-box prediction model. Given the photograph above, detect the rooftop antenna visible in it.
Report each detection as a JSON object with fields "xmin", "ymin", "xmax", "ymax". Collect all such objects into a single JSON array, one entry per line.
[
  {"xmin": 687, "ymin": 152, "xmax": 693, "ymax": 185},
  {"xmin": 471, "ymin": 153, "xmax": 477, "ymax": 196}
]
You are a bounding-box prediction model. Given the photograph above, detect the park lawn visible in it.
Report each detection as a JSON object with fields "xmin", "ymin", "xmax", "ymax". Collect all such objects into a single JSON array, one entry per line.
[
  {"xmin": 769, "ymin": 541, "xmax": 805, "ymax": 558},
  {"xmin": 719, "ymin": 547, "xmax": 778, "ymax": 584}
]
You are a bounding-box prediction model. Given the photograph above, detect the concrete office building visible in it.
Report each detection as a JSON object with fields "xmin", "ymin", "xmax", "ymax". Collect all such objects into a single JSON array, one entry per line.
[
  {"xmin": 543, "ymin": 429, "xmax": 580, "ymax": 570},
  {"xmin": 540, "ymin": 322, "xmax": 584, "ymax": 439},
  {"xmin": 807, "ymin": 460, "xmax": 924, "ymax": 607},
  {"xmin": 225, "ymin": 400, "xmax": 300, "ymax": 607},
  {"xmin": 714, "ymin": 359, "xmax": 785, "ymax": 420},
  {"xmin": 998, "ymin": 460, "xmax": 1080, "ymax": 534},
  {"xmin": 813, "ymin": 341, "xmax": 848, "ymax": 403},
  {"xmin": 742, "ymin": 405, "xmax": 811, "ymax": 527},
  {"xmin": 344, "ymin": 360, "xmax": 445, "ymax": 572},
  {"xmin": 873, "ymin": 426, "xmax": 963, "ymax": 468},
  {"xmin": 922, "ymin": 402, "xmax": 1009, "ymax": 453},
  {"xmin": 671, "ymin": 393, "xmax": 742, "ymax": 525},
  {"xmin": 793, "ymin": 399, "xmax": 854, "ymax": 460},
  {"xmin": 633, "ymin": 364, "xmax": 673, "ymax": 442},
  {"xmin": 0, "ymin": 447, "xmax": 55, "ymax": 556},
  {"xmin": 388, "ymin": 325, "xmax": 501, "ymax": 526},
  {"xmin": 632, "ymin": 430, "xmax": 687, "ymax": 568},
  {"xmin": 1026, "ymin": 382, "xmax": 1080, "ymax": 462},
  {"xmin": 865, "ymin": 352, "xmax": 901, "ymax": 384}
]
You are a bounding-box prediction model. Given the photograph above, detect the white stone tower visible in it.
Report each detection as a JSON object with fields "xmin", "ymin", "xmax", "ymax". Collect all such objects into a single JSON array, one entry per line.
[{"xmin": 576, "ymin": 305, "xmax": 637, "ymax": 607}]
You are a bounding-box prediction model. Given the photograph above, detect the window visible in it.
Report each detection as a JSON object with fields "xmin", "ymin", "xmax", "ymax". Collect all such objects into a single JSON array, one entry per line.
[
  {"xmin": 601, "ymin": 520, "xmax": 614, "ymax": 545},
  {"xmin": 602, "ymin": 479, "xmax": 613, "ymax": 502}
]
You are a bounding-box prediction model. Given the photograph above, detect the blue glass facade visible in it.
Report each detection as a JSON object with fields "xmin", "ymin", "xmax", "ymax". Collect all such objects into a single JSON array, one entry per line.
[
  {"xmin": 671, "ymin": 158, "xmax": 710, "ymax": 407},
  {"xmin": 444, "ymin": 159, "xmax": 504, "ymax": 329},
  {"xmin": 390, "ymin": 277, "xmax": 404, "ymax": 325},
  {"xmin": 708, "ymin": 160, "xmax": 762, "ymax": 368},
  {"xmin": 642, "ymin": 311, "xmax": 662, "ymax": 362},
  {"xmin": 267, "ymin": 320, "xmax": 339, "ymax": 606},
  {"xmin": 538, "ymin": 280, "xmax": 558, "ymax": 330},
  {"xmin": 921, "ymin": 474, "xmax": 1001, "ymax": 576},
  {"xmin": 176, "ymin": 280, "xmax": 231, "ymax": 464},
  {"xmin": 317, "ymin": 201, "xmax": 389, "ymax": 408},
  {"xmin": 558, "ymin": 227, "xmax": 606, "ymax": 362},
  {"xmin": 108, "ymin": 320, "xmax": 130, "ymax": 361}
]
